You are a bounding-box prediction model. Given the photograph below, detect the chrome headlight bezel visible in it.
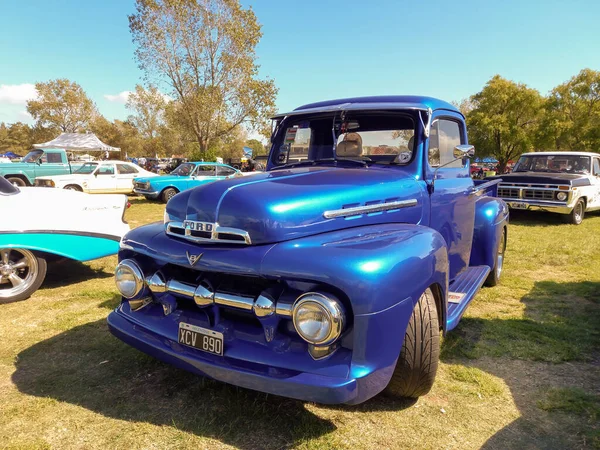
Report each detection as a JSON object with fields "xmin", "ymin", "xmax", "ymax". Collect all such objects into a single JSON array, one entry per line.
[
  {"xmin": 556, "ymin": 191, "xmax": 568, "ymax": 201},
  {"xmin": 115, "ymin": 259, "xmax": 145, "ymax": 299},
  {"xmin": 292, "ymin": 292, "xmax": 345, "ymax": 346}
]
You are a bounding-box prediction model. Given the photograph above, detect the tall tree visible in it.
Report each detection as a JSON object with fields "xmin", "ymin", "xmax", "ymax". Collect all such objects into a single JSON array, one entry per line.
[
  {"xmin": 129, "ymin": 0, "xmax": 278, "ymax": 154},
  {"xmin": 126, "ymin": 84, "xmax": 167, "ymax": 140},
  {"xmin": 26, "ymin": 79, "xmax": 97, "ymax": 132},
  {"xmin": 540, "ymin": 68, "xmax": 600, "ymax": 152},
  {"xmin": 245, "ymin": 138, "xmax": 266, "ymax": 157},
  {"xmin": 467, "ymin": 75, "xmax": 545, "ymax": 172}
]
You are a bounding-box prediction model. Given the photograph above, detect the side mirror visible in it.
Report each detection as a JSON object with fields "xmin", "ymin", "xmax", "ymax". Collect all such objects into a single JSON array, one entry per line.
[
  {"xmin": 94, "ymin": 172, "xmax": 98, "ymax": 177},
  {"xmin": 453, "ymin": 144, "xmax": 475, "ymax": 159}
]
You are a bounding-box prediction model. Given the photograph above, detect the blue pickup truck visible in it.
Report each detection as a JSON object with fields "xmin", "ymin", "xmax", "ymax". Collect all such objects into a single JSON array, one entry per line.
[
  {"xmin": 0, "ymin": 148, "xmax": 84, "ymax": 186},
  {"xmin": 108, "ymin": 96, "xmax": 509, "ymax": 405}
]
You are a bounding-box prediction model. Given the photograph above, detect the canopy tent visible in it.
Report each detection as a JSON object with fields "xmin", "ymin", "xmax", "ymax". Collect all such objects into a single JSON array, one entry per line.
[{"xmin": 33, "ymin": 133, "xmax": 120, "ymax": 152}]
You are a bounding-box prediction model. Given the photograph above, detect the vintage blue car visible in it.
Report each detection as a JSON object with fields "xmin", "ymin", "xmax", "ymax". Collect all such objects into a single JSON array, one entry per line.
[
  {"xmin": 108, "ymin": 96, "xmax": 509, "ymax": 404},
  {"xmin": 133, "ymin": 162, "xmax": 241, "ymax": 202}
]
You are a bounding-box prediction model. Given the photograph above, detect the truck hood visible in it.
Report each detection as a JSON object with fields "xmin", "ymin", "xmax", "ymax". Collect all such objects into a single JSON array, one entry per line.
[
  {"xmin": 165, "ymin": 166, "xmax": 426, "ymax": 245},
  {"xmin": 493, "ymin": 172, "xmax": 592, "ymax": 187}
]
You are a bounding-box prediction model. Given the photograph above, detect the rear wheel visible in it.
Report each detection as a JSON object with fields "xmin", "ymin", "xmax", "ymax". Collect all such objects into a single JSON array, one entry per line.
[
  {"xmin": 485, "ymin": 227, "xmax": 506, "ymax": 287},
  {"xmin": 385, "ymin": 288, "xmax": 440, "ymax": 399},
  {"xmin": 64, "ymin": 184, "xmax": 82, "ymax": 192},
  {"xmin": 6, "ymin": 177, "xmax": 26, "ymax": 187},
  {"xmin": 0, "ymin": 249, "xmax": 47, "ymax": 304},
  {"xmin": 566, "ymin": 199, "xmax": 585, "ymax": 225},
  {"xmin": 161, "ymin": 187, "xmax": 178, "ymax": 203}
]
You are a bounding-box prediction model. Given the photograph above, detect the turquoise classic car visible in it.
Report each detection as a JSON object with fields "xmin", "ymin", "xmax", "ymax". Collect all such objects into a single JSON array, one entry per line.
[{"xmin": 133, "ymin": 162, "xmax": 242, "ymax": 202}]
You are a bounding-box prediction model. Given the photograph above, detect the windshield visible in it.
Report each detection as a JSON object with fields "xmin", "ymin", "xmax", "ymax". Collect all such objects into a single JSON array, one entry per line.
[
  {"xmin": 272, "ymin": 112, "xmax": 415, "ymax": 168},
  {"xmin": 513, "ymin": 154, "xmax": 591, "ymax": 174},
  {"xmin": 0, "ymin": 176, "xmax": 19, "ymax": 195},
  {"xmin": 21, "ymin": 150, "xmax": 44, "ymax": 163},
  {"xmin": 171, "ymin": 163, "xmax": 196, "ymax": 176},
  {"xmin": 74, "ymin": 162, "xmax": 98, "ymax": 174}
]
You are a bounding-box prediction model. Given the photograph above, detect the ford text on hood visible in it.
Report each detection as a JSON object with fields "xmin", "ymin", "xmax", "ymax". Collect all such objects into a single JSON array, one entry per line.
[
  {"xmin": 494, "ymin": 151, "xmax": 600, "ymax": 225},
  {"xmin": 108, "ymin": 96, "xmax": 509, "ymax": 405}
]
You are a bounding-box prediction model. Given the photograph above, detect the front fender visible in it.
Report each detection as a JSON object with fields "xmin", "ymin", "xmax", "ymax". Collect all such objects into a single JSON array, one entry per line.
[
  {"xmin": 2, "ymin": 169, "xmax": 32, "ymax": 184},
  {"xmin": 262, "ymin": 223, "xmax": 449, "ymax": 316}
]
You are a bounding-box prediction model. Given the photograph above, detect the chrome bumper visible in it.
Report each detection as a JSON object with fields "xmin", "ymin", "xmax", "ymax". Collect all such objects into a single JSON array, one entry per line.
[
  {"xmin": 133, "ymin": 188, "xmax": 159, "ymax": 198},
  {"xmin": 505, "ymin": 200, "xmax": 573, "ymax": 214}
]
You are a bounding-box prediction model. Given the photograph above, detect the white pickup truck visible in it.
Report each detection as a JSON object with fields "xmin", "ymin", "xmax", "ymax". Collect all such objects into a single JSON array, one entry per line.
[{"xmin": 494, "ymin": 151, "xmax": 600, "ymax": 224}]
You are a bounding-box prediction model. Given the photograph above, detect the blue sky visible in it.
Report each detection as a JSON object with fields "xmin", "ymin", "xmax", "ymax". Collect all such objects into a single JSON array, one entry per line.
[{"xmin": 1, "ymin": 0, "xmax": 599, "ymax": 125}]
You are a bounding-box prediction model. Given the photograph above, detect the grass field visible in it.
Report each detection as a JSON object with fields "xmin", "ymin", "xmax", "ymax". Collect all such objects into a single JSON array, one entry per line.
[{"xmin": 1, "ymin": 199, "xmax": 599, "ymax": 449}]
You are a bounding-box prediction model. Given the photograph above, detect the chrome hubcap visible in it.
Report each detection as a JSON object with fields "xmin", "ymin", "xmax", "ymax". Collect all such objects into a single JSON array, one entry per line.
[
  {"xmin": 575, "ymin": 204, "xmax": 583, "ymax": 222},
  {"xmin": 0, "ymin": 249, "xmax": 38, "ymax": 298}
]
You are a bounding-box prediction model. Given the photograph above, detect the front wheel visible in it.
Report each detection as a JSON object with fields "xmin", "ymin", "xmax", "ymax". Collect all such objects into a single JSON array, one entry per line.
[
  {"xmin": 566, "ymin": 199, "xmax": 585, "ymax": 225},
  {"xmin": 161, "ymin": 188, "xmax": 178, "ymax": 203},
  {"xmin": 6, "ymin": 177, "xmax": 26, "ymax": 187},
  {"xmin": 385, "ymin": 287, "xmax": 440, "ymax": 399},
  {"xmin": 0, "ymin": 249, "xmax": 47, "ymax": 304}
]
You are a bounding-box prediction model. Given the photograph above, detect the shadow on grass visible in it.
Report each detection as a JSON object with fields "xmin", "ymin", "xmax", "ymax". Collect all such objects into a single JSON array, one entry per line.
[
  {"xmin": 441, "ymin": 280, "xmax": 600, "ymax": 449},
  {"xmin": 42, "ymin": 258, "xmax": 113, "ymax": 290},
  {"xmin": 509, "ymin": 209, "xmax": 600, "ymax": 227},
  {"xmin": 11, "ymin": 319, "xmax": 336, "ymax": 449}
]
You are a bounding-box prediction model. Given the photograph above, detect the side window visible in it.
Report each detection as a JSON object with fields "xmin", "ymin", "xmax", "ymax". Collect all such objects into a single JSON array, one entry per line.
[
  {"xmin": 428, "ymin": 119, "xmax": 463, "ymax": 168},
  {"xmin": 97, "ymin": 165, "xmax": 115, "ymax": 175},
  {"xmin": 117, "ymin": 164, "xmax": 138, "ymax": 174},
  {"xmin": 218, "ymin": 166, "xmax": 236, "ymax": 176},
  {"xmin": 197, "ymin": 165, "xmax": 216, "ymax": 176},
  {"xmin": 47, "ymin": 153, "xmax": 62, "ymax": 163},
  {"xmin": 39, "ymin": 153, "xmax": 48, "ymax": 163},
  {"xmin": 594, "ymin": 158, "xmax": 600, "ymax": 176}
]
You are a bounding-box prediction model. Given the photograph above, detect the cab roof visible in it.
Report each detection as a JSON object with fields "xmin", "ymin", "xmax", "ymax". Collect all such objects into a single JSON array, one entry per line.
[{"xmin": 272, "ymin": 95, "xmax": 460, "ymax": 119}]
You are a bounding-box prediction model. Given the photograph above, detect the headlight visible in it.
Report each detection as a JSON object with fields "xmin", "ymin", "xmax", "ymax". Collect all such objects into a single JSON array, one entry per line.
[
  {"xmin": 292, "ymin": 292, "xmax": 345, "ymax": 345},
  {"xmin": 115, "ymin": 259, "xmax": 145, "ymax": 299},
  {"xmin": 557, "ymin": 192, "xmax": 568, "ymax": 201}
]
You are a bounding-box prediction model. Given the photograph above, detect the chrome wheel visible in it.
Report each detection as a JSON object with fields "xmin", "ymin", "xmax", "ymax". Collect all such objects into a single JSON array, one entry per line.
[
  {"xmin": 0, "ymin": 249, "xmax": 38, "ymax": 300},
  {"xmin": 574, "ymin": 202, "xmax": 583, "ymax": 224}
]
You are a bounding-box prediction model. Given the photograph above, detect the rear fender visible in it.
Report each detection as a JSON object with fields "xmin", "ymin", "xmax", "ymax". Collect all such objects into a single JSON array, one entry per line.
[
  {"xmin": 469, "ymin": 197, "xmax": 509, "ymax": 269},
  {"xmin": 0, "ymin": 232, "xmax": 120, "ymax": 261}
]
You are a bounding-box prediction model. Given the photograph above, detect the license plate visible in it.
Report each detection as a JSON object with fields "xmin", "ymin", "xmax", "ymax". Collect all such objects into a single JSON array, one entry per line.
[
  {"xmin": 510, "ymin": 202, "xmax": 529, "ymax": 210},
  {"xmin": 178, "ymin": 322, "xmax": 224, "ymax": 356}
]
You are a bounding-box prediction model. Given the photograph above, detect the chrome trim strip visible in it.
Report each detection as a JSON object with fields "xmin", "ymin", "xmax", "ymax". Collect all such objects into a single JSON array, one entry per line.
[
  {"xmin": 323, "ymin": 199, "xmax": 418, "ymax": 219},
  {"xmin": 166, "ymin": 280, "xmax": 196, "ymax": 298},
  {"xmin": 275, "ymin": 302, "xmax": 293, "ymax": 317},
  {"xmin": 166, "ymin": 221, "xmax": 251, "ymax": 245},
  {"xmin": 214, "ymin": 292, "xmax": 254, "ymax": 311}
]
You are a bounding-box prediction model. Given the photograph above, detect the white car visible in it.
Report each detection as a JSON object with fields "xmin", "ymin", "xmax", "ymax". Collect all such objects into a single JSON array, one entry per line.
[
  {"xmin": 0, "ymin": 176, "xmax": 130, "ymax": 303},
  {"xmin": 34, "ymin": 160, "xmax": 158, "ymax": 194},
  {"xmin": 0, "ymin": 156, "xmax": 11, "ymax": 163}
]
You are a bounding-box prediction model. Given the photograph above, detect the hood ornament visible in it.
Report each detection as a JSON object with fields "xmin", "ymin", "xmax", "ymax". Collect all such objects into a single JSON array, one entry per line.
[{"xmin": 186, "ymin": 251, "xmax": 203, "ymax": 266}]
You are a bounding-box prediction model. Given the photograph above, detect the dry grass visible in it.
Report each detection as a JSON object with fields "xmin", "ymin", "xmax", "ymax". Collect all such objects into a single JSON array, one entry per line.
[{"xmin": 1, "ymin": 202, "xmax": 599, "ymax": 449}]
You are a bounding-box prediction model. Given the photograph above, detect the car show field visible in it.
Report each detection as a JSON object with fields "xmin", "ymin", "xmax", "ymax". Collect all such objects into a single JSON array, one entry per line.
[{"xmin": 0, "ymin": 199, "xmax": 598, "ymax": 449}]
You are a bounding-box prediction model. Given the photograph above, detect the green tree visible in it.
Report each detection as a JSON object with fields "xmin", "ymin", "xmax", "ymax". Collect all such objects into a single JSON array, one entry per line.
[
  {"xmin": 26, "ymin": 79, "xmax": 97, "ymax": 132},
  {"xmin": 246, "ymin": 138, "xmax": 267, "ymax": 157},
  {"xmin": 129, "ymin": 0, "xmax": 278, "ymax": 154},
  {"xmin": 0, "ymin": 122, "xmax": 33, "ymax": 152},
  {"xmin": 467, "ymin": 75, "xmax": 545, "ymax": 172},
  {"xmin": 126, "ymin": 84, "xmax": 167, "ymax": 140},
  {"xmin": 540, "ymin": 68, "xmax": 600, "ymax": 152}
]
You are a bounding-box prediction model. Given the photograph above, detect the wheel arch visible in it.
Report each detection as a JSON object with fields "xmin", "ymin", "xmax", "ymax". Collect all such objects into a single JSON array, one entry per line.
[{"xmin": 5, "ymin": 174, "xmax": 31, "ymax": 185}]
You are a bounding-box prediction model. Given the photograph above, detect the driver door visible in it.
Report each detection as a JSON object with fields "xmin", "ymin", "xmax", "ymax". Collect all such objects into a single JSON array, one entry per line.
[
  {"xmin": 116, "ymin": 163, "xmax": 140, "ymax": 193},
  {"xmin": 88, "ymin": 164, "xmax": 118, "ymax": 193},
  {"xmin": 426, "ymin": 114, "xmax": 476, "ymax": 281}
]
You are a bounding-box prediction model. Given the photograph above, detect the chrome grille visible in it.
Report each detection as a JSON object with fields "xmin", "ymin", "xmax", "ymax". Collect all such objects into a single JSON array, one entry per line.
[
  {"xmin": 134, "ymin": 181, "xmax": 149, "ymax": 190},
  {"xmin": 166, "ymin": 221, "xmax": 251, "ymax": 245},
  {"xmin": 523, "ymin": 189, "xmax": 554, "ymax": 200},
  {"xmin": 498, "ymin": 187, "xmax": 520, "ymax": 198}
]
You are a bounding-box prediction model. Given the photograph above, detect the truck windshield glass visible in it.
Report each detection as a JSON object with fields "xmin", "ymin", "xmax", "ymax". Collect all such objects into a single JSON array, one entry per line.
[
  {"xmin": 172, "ymin": 163, "xmax": 196, "ymax": 176},
  {"xmin": 514, "ymin": 155, "xmax": 591, "ymax": 174},
  {"xmin": 74, "ymin": 163, "xmax": 98, "ymax": 174},
  {"xmin": 21, "ymin": 150, "xmax": 44, "ymax": 163},
  {"xmin": 273, "ymin": 113, "xmax": 415, "ymax": 167}
]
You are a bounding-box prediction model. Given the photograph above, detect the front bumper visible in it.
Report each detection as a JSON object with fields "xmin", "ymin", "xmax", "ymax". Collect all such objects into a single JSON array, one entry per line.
[
  {"xmin": 107, "ymin": 306, "xmax": 395, "ymax": 404},
  {"xmin": 134, "ymin": 188, "xmax": 160, "ymax": 199},
  {"xmin": 504, "ymin": 199, "xmax": 573, "ymax": 214}
]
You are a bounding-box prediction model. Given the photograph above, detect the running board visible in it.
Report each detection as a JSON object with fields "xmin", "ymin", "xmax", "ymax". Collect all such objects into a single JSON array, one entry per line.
[{"xmin": 446, "ymin": 265, "xmax": 490, "ymax": 331}]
